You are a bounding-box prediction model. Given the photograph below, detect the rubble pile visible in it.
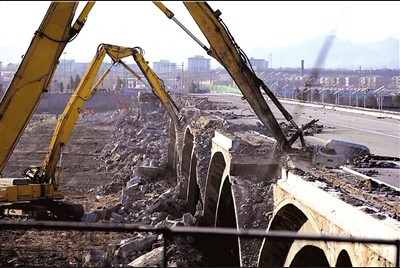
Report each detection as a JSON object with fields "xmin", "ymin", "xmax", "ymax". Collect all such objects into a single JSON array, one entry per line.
[
  {"xmin": 1, "ymin": 93, "xmax": 288, "ymax": 267},
  {"xmin": 78, "ymin": 93, "xmax": 279, "ymax": 266},
  {"xmin": 294, "ymin": 167, "xmax": 400, "ymax": 222},
  {"xmin": 77, "ymin": 94, "xmax": 218, "ymax": 266},
  {"xmin": 91, "ymin": 111, "xmax": 170, "ymax": 194},
  {"xmin": 279, "ymin": 121, "xmax": 324, "ymax": 137},
  {"xmin": 349, "ymin": 154, "xmax": 400, "ymax": 169}
]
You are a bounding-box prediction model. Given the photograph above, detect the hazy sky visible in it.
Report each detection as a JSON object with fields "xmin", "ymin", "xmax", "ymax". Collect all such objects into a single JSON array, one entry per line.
[{"xmin": 0, "ymin": 1, "xmax": 399, "ymax": 68}]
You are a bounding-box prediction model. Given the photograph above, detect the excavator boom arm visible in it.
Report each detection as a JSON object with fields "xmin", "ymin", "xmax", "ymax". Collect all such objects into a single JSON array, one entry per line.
[
  {"xmin": 131, "ymin": 48, "xmax": 181, "ymax": 125},
  {"xmin": 41, "ymin": 44, "xmax": 181, "ymax": 181},
  {"xmin": 155, "ymin": 2, "xmax": 290, "ymax": 149},
  {"xmin": 0, "ymin": 2, "xmax": 94, "ymax": 173},
  {"xmin": 42, "ymin": 44, "xmax": 135, "ymax": 180}
]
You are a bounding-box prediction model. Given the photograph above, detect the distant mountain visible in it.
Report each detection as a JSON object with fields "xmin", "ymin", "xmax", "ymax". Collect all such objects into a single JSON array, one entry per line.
[{"xmin": 249, "ymin": 36, "xmax": 400, "ymax": 69}]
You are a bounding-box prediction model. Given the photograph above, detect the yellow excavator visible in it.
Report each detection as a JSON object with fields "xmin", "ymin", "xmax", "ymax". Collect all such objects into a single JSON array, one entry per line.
[
  {"xmin": 0, "ymin": 2, "xmax": 94, "ymax": 220},
  {"xmin": 0, "ymin": 43, "xmax": 182, "ymax": 220}
]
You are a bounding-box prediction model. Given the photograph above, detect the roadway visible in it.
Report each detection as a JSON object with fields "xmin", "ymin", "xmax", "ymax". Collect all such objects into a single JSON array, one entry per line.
[
  {"xmin": 193, "ymin": 92, "xmax": 400, "ymax": 187},
  {"xmin": 279, "ymin": 100, "xmax": 400, "ymax": 158}
]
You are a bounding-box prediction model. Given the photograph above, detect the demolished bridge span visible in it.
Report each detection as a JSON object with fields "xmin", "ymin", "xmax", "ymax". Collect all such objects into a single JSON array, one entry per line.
[{"xmin": 166, "ymin": 93, "xmax": 400, "ymax": 267}]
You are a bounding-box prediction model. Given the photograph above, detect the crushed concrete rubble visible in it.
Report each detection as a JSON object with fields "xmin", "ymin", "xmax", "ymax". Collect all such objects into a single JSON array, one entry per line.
[
  {"xmin": 2, "ymin": 92, "xmax": 396, "ymax": 267},
  {"xmin": 77, "ymin": 93, "xmax": 278, "ymax": 267},
  {"xmin": 75, "ymin": 95, "xmax": 215, "ymax": 266},
  {"xmin": 0, "ymin": 93, "xmax": 346, "ymax": 267},
  {"xmin": 0, "ymin": 93, "xmax": 216, "ymax": 267},
  {"xmin": 293, "ymin": 167, "xmax": 400, "ymax": 222}
]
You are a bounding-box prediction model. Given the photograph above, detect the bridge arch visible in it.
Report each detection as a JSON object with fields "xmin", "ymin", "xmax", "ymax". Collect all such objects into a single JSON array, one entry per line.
[
  {"xmin": 258, "ymin": 203, "xmax": 308, "ymax": 267},
  {"xmin": 197, "ymin": 176, "xmax": 240, "ymax": 267},
  {"xmin": 187, "ymin": 152, "xmax": 201, "ymax": 215},
  {"xmin": 336, "ymin": 249, "xmax": 353, "ymax": 267},
  {"xmin": 179, "ymin": 127, "xmax": 194, "ymax": 199},
  {"xmin": 202, "ymin": 151, "xmax": 228, "ymax": 226},
  {"xmin": 289, "ymin": 245, "xmax": 330, "ymax": 267},
  {"xmin": 216, "ymin": 176, "xmax": 237, "ymax": 228},
  {"xmin": 258, "ymin": 186, "xmax": 372, "ymax": 267},
  {"xmin": 181, "ymin": 127, "xmax": 194, "ymax": 178},
  {"xmin": 212, "ymin": 176, "xmax": 241, "ymax": 266}
]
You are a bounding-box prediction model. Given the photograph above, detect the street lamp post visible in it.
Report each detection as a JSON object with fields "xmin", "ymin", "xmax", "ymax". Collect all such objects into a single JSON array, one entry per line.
[
  {"xmin": 362, "ymin": 87, "xmax": 369, "ymax": 108},
  {"xmin": 320, "ymin": 88, "xmax": 329, "ymax": 104},
  {"xmin": 321, "ymin": 80, "xmax": 331, "ymax": 104},
  {"xmin": 347, "ymin": 86, "xmax": 350, "ymax": 106},
  {"xmin": 282, "ymin": 84, "xmax": 289, "ymax": 99},
  {"xmin": 271, "ymin": 81, "xmax": 278, "ymax": 97},
  {"xmin": 303, "ymin": 87, "xmax": 311, "ymax": 102},
  {"xmin": 311, "ymin": 87, "xmax": 314, "ymax": 103},
  {"xmin": 347, "ymin": 85, "xmax": 354, "ymax": 106},
  {"xmin": 364, "ymin": 91, "xmax": 366, "ymax": 108},
  {"xmin": 351, "ymin": 87, "xmax": 363, "ymax": 107},
  {"xmin": 332, "ymin": 82, "xmax": 340, "ymax": 105},
  {"xmin": 334, "ymin": 88, "xmax": 343, "ymax": 105},
  {"xmin": 374, "ymin": 86, "xmax": 385, "ymax": 110}
]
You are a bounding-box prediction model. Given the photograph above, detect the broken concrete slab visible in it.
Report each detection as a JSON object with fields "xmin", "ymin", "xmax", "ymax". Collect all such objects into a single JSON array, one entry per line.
[{"xmin": 127, "ymin": 246, "xmax": 164, "ymax": 267}]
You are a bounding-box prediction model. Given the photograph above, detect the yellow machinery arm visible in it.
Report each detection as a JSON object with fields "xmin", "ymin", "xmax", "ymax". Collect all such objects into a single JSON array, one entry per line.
[
  {"xmin": 40, "ymin": 44, "xmax": 134, "ymax": 183},
  {"xmin": 0, "ymin": 44, "xmax": 145, "ymax": 220},
  {"xmin": 154, "ymin": 2, "xmax": 374, "ymax": 169},
  {"xmin": 0, "ymin": 2, "xmax": 95, "ymax": 173},
  {"xmin": 39, "ymin": 44, "xmax": 181, "ymax": 187},
  {"xmin": 154, "ymin": 2, "xmax": 319, "ymax": 152},
  {"xmin": 131, "ymin": 47, "xmax": 182, "ymax": 126}
]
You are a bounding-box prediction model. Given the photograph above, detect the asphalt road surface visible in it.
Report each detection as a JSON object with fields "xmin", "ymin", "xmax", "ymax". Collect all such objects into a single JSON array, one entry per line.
[
  {"xmin": 199, "ymin": 93, "xmax": 399, "ymax": 157},
  {"xmin": 195, "ymin": 93, "xmax": 400, "ymax": 187}
]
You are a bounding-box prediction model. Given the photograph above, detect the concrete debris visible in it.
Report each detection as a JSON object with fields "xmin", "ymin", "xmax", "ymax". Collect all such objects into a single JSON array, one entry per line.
[
  {"xmin": 83, "ymin": 250, "xmax": 106, "ymax": 267},
  {"xmin": 4, "ymin": 92, "xmax": 396, "ymax": 267},
  {"xmin": 81, "ymin": 211, "xmax": 100, "ymax": 222},
  {"xmin": 293, "ymin": 167, "xmax": 400, "ymax": 221},
  {"xmin": 128, "ymin": 246, "xmax": 164, "ymax": 267},
  {"xmin": 79, "ymin": 93, "xmax": 280, "ymax": 266},
  {"xmin": 134, "ymin": 166, "xmax": 166, "ymax": 178},
  {"xmin": 280, "ymin": 121, "xmax": 324, "ymax": 136},
  {"xmin": 117, "ymin": 234, "xmax": 158, "ymax": 257}
]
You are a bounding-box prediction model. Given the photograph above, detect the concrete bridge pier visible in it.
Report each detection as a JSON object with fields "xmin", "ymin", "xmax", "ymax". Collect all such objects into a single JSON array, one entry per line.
[{"xmin": 199, "ymin": 130, "xmax": 281, "ymax": 266}]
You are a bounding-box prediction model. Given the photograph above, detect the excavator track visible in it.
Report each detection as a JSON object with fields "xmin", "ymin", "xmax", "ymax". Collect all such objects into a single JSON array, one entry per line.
[
  {"xmin": 0, "ymin": 200, "xmax": 84, "ymax": 221},
  {"xmin": 0, "ymin": 203, "xmax": 49, "ymax": 220},
  {"xmin": 44, "ymin": 200, "xmax": 85, "ymax": 221}
]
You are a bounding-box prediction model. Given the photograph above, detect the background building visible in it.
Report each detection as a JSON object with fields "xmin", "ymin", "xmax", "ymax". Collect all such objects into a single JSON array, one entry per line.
[{"xmin": 188, "ymin": 55, "xmax": 210, "ymax": 72}]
